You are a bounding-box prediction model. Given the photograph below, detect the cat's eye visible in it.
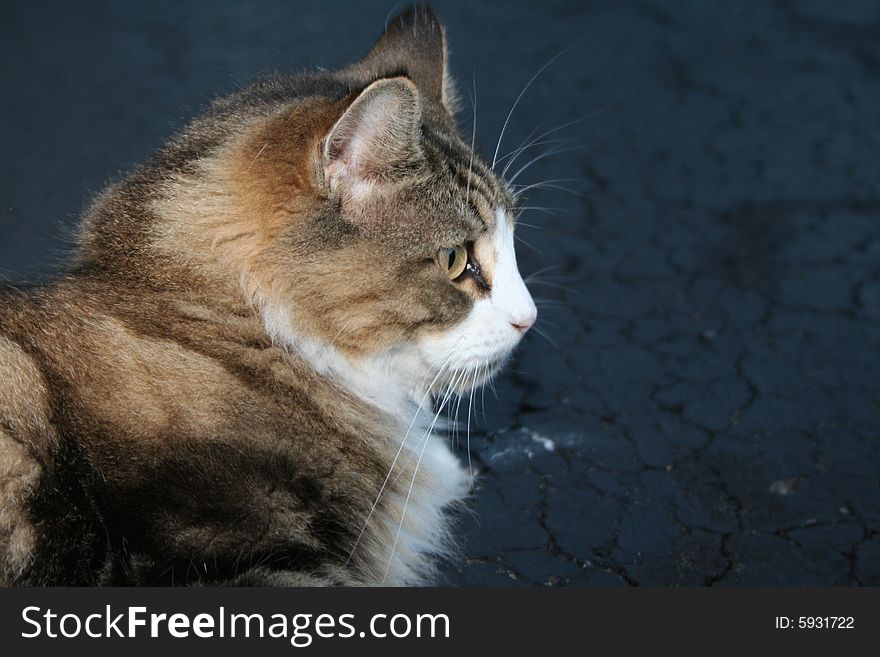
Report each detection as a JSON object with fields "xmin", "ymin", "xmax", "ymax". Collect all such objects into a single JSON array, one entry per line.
[{"xmin": 436, "ymin": 245, "xmax": 468, "ymax": 280}]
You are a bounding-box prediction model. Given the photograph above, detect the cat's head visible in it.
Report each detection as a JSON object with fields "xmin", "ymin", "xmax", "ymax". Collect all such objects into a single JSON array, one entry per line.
[{"xmin": 121, "ymin": 5, "xmax": 536, "ymax": 400}]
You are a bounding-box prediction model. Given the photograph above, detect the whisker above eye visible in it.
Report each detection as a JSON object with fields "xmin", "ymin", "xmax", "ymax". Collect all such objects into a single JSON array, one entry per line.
[
  {"xmin": 495, "ymin": 137, "xmax": 567, "ymax": 172},
  {"xmin": 491, "ymin": 40, "xmax": 583, "ymax": 170},
  {"xmin": 515, "ymin": 205, "xmax": 569, "ymax": 216},
  {"xmin": 465, "ymin": 71, "xmax": 477, "ymax": 207},
  {"xmin": 511, "ymin": 177, "xmax": 583, "ymax": 190},
  {"xmin": 498, "ymin": 108, "xmax": 606, "ymax": 176},
  {"xmin": 506, "ymin": 144, "xmax": 584, "ymax": 186},
  {"xmin": 512, "ymin": 180, "xmax": 587, "ymax": 199}
]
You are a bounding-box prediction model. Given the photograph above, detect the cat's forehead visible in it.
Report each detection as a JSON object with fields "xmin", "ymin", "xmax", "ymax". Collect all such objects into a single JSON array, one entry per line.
[
  {"xmin": 415, "ymin": 125, "xmax": 515, "ymax": 229},
  {"xmin": 421, "ymin": 121, "xmax": 515, "ymax": 206},
  {"xmin": 352, "ymin": 187, "xmax": 484, "ymax": 253},
  {"xmin": 386, "ymin": 166, "xmax": 513, "ymax": 251}
]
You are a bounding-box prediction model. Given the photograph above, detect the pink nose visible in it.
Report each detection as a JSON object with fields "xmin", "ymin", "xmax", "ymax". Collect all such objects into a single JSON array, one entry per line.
[{"xmin": 511, "ymin": 311, "xmax": 537, "ymax": 333}]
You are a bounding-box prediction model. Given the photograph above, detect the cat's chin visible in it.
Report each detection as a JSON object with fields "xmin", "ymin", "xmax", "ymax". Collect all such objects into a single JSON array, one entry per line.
[{"xmin": 426, "ymin": 354, "xmax": 511, "ymax": 399}]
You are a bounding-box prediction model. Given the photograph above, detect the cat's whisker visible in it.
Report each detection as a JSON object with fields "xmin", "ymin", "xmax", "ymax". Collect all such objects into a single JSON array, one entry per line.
[
  {"xmin": 512, "ymin": 176, "xmax": 581, "ymax": 190},
  {"xmin": 246, "ymin": 143, "xmax": 269, "ymax": 171},
  {"xmin": 527, "ymin": 279, "xmax": 578, "ymax": 295},
  {"xmin": 518, "ymin": 205, "xmax": 568, "ymax": 214},
  {"xmin": 452, "ymin": 367, "xmax": 469, "ymax": 440},
  {"xmin": 516, "ymin": 221, "xmax": 543, "ymax": 230},
  {"xmin": 448, "ymin": 372, "xmax": 464, "ymax": 450},
  {"xmin": 507, "ymin": 144, "xmax": 583, "ymax": 186},
  {"xmin": 524, "ymin": 264, "xmax": 565, "ymax": 282},
  {"xmin": 465, "ymin": 71, "xmax": 477, "ymax": 207},
  {"xmin": 447, "ymin": 394, "xmax": 456, "ymax": 449},
  {"xmin": 466, "ymin": 366, "xmax": 478, "ymax": 490},
  {"xmin": 491, "ymin": 42, "xmax": 580, "ymax": 169},
  {"xmin": 328, "ymin": 317, "xmax": 358, "ymax": 348},
  {"xmin": 498, "ymin": 137, "xmax": 567, "ymax": 175},
  {"xmin": 479, "ymin": 362, "xmax": 488, "ymax": 424},
  {"xmin": 494, "ymin": 118, "xmax": 550, "ymax": 170},
  {"xmin": 513, "ymin": 180, "xmax": 586, "ymax": 199},
  {"xmin": 497, "ymin": 137, "xmax": 566, "ymax": 172},
  {"xmin": 511, "ymin": 176, "xmax": 582, "ymax": 188},
  {"xmin": 500, "ymin": 109, "xmax": 605, "ymax": 176},
  {"xmin": 514, "ymin": 205, "xmax": 569, "ymax": 220},
  {"xmin": 531, "ymin": 325, "xmax": 560, "ymax": 349},
  {"xmin": 382, "ymin": 368, "xmax": 465, "ymax": 584},
  {"xmin": 514, "ymin": 234, "xmax": 542, "ymax": 255},
  {"xmin": 486, "ymin": 364, "xmax": 498, "ymax": 399},
  {"xmin": 445, "ymin": 364, "xmax": 475, "ymax": 452}
]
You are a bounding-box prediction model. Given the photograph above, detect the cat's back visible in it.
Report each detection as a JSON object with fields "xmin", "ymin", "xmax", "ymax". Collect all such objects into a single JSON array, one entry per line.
[{"xmin": 0, "ymin": 278, "xmax": 252, "ymax": 437}]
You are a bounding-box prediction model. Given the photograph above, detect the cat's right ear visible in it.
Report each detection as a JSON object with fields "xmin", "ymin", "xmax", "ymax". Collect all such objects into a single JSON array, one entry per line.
[{"xmin": 322, "ymin": 77, "xmax": 421, "ymax": 193}]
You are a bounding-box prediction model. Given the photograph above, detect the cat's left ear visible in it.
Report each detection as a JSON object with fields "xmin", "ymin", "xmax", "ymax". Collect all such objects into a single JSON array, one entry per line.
[{"xmin": 351, "ymin": 4, "xmax": 459, "ymax": 114}]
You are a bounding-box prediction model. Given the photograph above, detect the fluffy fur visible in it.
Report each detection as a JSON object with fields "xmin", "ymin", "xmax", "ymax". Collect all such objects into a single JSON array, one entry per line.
[{"xmin": 0, "ymin": 4, "xmax": 535, "ymax": 586}]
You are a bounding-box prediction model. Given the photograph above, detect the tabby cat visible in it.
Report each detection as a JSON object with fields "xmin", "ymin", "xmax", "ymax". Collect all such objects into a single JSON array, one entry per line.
[{"xmin": 0, "ymin": 4, "xmax": 536, "ymax": 586}]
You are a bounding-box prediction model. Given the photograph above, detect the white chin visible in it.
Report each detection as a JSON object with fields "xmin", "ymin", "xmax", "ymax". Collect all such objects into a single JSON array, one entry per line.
[{"xmin": 431, "ymin": 355, "xmax": 510, "ymax": 397}]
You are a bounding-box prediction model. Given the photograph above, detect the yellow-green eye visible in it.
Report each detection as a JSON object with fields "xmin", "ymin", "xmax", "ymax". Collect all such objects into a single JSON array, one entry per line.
[{"xmin": 437, "ymin": 244, "xmax": 468, "ymax": 280}]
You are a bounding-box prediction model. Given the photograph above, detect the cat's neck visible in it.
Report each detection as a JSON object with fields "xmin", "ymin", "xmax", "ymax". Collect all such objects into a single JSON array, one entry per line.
[{"xmin": 258, "ymin": 294, "xmax": 432, "ymax": 426}]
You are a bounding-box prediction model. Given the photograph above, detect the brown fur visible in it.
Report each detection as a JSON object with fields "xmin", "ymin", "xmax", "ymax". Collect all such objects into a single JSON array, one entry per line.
[{"xmin": 0, "ymin": 4, "xmax": 514, "ymax": 585}]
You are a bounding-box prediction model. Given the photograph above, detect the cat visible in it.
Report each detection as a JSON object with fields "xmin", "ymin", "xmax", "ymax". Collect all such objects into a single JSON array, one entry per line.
[{"xmin": 0, "ymin": 4, "xmax": 536, "ymax": 586}]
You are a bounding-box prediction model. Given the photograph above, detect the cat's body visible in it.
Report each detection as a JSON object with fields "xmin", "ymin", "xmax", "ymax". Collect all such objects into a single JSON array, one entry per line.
[{"xmin": 0, "ymin": 5, "xmax": 536, "ymax": 586}]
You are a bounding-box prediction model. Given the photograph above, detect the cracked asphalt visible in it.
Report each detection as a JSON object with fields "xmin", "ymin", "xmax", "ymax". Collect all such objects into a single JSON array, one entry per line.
[{"xmin": 1, "ymin": 1, "xmax": 878, "ymax": 586}]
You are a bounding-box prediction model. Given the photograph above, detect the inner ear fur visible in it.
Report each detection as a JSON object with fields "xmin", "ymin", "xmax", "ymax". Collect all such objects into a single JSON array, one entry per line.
[{"xmin": 322, "ymin": 77, "xmax": 422, "ymax": 187}]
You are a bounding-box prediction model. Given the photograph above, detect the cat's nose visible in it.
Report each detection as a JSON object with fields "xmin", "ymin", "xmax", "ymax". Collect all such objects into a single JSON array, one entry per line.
[{"xmin": 510, "ymin": 308, "xmax": 537, "ymax": 333}]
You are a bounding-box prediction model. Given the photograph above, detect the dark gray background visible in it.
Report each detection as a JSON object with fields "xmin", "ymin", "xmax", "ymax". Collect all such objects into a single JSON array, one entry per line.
[{"xmin": 1, "ymin": 0, "xmax": 878, "ymax": 585}]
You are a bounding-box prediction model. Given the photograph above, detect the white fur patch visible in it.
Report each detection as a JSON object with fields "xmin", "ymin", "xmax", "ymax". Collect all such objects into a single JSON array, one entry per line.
[{"xmin": 258, "ymin": 294, "xmax": 468, "ymax": 585}]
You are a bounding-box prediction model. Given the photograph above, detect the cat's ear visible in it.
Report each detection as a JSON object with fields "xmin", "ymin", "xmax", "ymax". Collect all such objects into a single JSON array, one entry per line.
[
  {"xmin": 352, "ymin": 4, "xmax": 458, "ymax": 114},
  {"xmin": 322, "ymin": 77, "xmax": 421, "ymax": 190}
]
